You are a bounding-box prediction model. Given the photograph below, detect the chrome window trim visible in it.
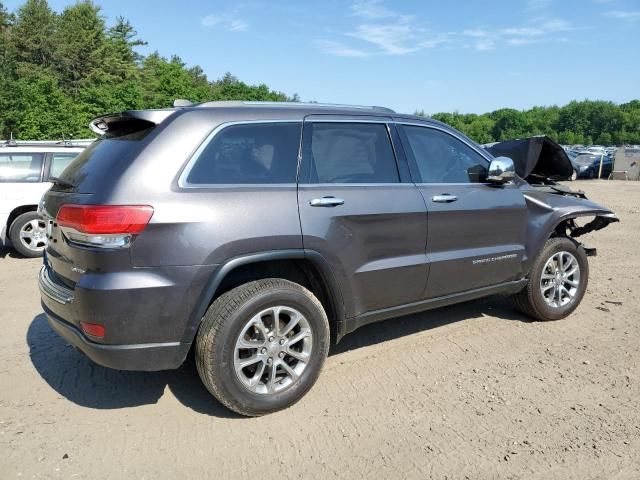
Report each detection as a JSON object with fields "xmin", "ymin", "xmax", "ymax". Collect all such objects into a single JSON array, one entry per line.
[
  {"xmin": 178, "ymin": 118, "xmax": 492, "ymax": 189},
  {"xmin": 178, "ymin": 119, "xmax": 302, "ymax": 189},
  {"xmin": 299, "ymin": 183, "xmax": 415, "ymax": 188}
]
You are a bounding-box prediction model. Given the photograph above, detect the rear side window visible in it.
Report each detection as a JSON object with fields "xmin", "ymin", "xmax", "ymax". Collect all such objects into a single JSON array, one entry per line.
[
  {"xmin": 185, "ymin": 123, "xmax": 301, "ymax": 185},
  {"xmin": 402, "ymin": 126, "xmax": 488, "ymax": 183},
  {"xmin": 48, "ymin": 153, "xmax": 79, "ymax": 179},
  {"xmin": 0, "ymin": 153, "xmax": 43, "ymax": 182},
  {"xmin": 306, "ymin": 123, "xmax": 399, "ymax": 184}
]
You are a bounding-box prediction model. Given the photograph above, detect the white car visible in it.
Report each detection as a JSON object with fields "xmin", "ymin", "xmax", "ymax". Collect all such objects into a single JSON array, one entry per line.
[{"xmin": 0, "ymin": 140, "xmax": 91, "ymax": 257}]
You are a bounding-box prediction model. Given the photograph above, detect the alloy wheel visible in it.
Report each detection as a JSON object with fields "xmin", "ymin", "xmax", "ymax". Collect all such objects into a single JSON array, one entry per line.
[
  {"xmin": 540, "ymin": 251, "xmax": 580, "ymax": 308},
  {"xmin": 233, "ymin": 306, "xmax": 313, "ymax": 394}
]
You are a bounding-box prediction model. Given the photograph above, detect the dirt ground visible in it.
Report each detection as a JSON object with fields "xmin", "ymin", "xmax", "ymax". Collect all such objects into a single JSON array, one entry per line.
[{"xmin": 1, "ymin": 180, "xmax": 639, "ymax": 479}]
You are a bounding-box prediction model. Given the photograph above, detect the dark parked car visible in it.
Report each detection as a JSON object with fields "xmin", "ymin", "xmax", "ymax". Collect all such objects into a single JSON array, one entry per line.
[
  {"xmin": 38, "ymin": 102, "xmax": 618, "ymax": 416},
  {"xmin": 572, "ymin": 153, "xmax": 614, "ymax": 179}
]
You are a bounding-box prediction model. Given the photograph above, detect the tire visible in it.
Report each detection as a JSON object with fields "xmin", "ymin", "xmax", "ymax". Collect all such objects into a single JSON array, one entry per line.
[
  {"xmin": 196, "ymin": 279, "xmax": 330, "ymax": 416},
  {"xmin": 9, "ymin": 211, "xmax": 47, "ymax": 258},
  {"xmin": 512, "ymin": 237, "xmax": 589, "ymax": 321},
  {"xmin": 588, "ymin": 169, "xmax": 595, "ymax": 179}
]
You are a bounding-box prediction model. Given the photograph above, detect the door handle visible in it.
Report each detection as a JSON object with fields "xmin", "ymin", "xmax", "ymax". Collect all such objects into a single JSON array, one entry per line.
[
  {"xmin": 431, "ymin": 194, "xmax": 458, "ymax": 203},
  {"xmin": 309, "ymin": 196, "xmax": 345, "ymax": 207}
]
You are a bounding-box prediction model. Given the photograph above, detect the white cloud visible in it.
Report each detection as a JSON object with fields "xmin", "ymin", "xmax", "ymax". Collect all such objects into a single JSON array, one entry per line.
[
  {"xmin": 351, "ymin": 0, "xmax": 398, "ymax": 19},
  {"xmin": 605, "ymin": 10, "xmax": 640, "ymax": 19},
  {"xmin": 462, "ymin": 29, "xmax": 489, "ymax": 38},
  {"xmin": 474, "ymin": 39, "xmax": 496, "ymax": 50},
  {"xmin": 347, "ymin": 22, "xmax": 423, "ymax": 55},
  {"xmin": 315, "ymin": 0, "xmax": 580, "ymax": 57},
  {"xmin": 314, "ymin": 40, "xmax": 369, "ymax": 57},
  {"xmin": 201, "ymin": 14, "xmax": 248, "ymax": 32}
]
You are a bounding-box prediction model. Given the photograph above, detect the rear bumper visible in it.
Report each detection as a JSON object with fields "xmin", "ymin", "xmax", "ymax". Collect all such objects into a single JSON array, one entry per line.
[
  {"xmin": 42, "ymin": 303, "xmax": 190, "ymax": 371},
  {"xmin": 38, "ymin": 262, "xmax": 215, "ymax": 371}
]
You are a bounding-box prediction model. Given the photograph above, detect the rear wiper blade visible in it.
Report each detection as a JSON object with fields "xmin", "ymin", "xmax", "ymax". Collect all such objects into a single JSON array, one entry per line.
[{"xmin": 49, "ymin": 176, "xmax": 76, "ymax": 188}]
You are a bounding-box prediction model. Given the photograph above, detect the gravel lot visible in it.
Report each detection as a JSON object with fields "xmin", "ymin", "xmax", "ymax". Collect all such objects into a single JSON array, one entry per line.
[{"xmin": 1, "ymin": 180, "xmax": 639, "ymax": 479}]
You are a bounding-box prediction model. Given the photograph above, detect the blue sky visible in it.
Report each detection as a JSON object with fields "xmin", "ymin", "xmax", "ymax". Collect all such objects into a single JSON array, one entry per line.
[{"xmin": 6, "ymin": 0, "xmax": 640, "ymax": 114}]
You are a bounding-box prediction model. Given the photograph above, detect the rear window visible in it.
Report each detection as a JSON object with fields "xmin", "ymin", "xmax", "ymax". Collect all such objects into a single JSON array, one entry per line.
[
  {"xmin": 55, "ymin": 131, "xmax": 151, "ymax": 192},
  {"xmin": 185, "ymin": 122, "xmax": 301, "ymax": 185},
  {"xmin": 0, "ymin": 152, "xmax": 43, "ymax": 182}
]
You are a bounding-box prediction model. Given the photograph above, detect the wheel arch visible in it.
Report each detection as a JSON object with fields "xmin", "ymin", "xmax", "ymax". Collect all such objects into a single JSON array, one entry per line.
[
  {"xmin": 181, "ymin": 249, "xmax": 346, "ymax": 353},
  {"xmin": 6, "ymin": 204, "xmax": 39, "ymax": 237}
]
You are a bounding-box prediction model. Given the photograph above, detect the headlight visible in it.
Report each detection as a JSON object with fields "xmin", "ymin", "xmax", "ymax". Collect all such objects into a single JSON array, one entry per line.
[{"xmin": 579, "ymin": 165, "xmax": 590, "ymax": 171}]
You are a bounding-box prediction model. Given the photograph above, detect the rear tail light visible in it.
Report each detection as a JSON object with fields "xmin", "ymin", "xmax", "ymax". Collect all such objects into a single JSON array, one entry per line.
[
  {"xmin": 57, "ymin": 205, "xmax": 153, "ymax": 248},
  {"xmin": 81, "ymin": 321, "xmax": 105, "ymax": 339}
]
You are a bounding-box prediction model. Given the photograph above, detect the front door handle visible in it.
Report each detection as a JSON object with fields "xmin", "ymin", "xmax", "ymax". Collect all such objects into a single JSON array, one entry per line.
[
  {"xmin": 310, "ymin": 196, "xmax": 345, "ymax": 207},
  {"xmin": 431, "ymin": 194, "xmax": 458, "ymax": 203}
]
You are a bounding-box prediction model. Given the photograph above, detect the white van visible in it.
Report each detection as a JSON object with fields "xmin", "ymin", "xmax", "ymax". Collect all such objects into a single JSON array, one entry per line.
[{"xmin": 0, "ymin": 140, "xmax": 91, "ymax": 257}]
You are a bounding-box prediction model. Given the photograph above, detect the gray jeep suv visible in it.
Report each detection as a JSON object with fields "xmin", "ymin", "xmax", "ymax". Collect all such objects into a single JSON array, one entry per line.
[{"xmin": 39, "ymin": 101, "xmax": 618, "ymax": 416}]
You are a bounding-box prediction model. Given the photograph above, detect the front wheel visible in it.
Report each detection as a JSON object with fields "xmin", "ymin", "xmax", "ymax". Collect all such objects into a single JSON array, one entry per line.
[
  {"xmin": 512, "ymin": 237, "xmax": 589, "ymax": 321},
  {"xmin": 195, "ymin": 279, "xmax": 330, "ymax": 416}
]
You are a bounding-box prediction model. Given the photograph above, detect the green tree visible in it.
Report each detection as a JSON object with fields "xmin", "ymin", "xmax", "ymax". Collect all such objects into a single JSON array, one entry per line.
[{"xmin": 9, "ymin": 0, "xmax": 55, "ymax": 68}]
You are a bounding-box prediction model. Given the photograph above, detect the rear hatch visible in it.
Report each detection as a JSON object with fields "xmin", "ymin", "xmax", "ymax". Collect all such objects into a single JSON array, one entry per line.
[{"xmin": 41, "ymin": 110, "xmax": 173, "ymax": 286}]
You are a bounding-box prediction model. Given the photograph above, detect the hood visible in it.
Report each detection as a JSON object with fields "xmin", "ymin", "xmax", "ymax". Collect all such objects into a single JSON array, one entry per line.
[{"xmin": 485, "ymin": 136, "xmax": 573, "ymax": 182}]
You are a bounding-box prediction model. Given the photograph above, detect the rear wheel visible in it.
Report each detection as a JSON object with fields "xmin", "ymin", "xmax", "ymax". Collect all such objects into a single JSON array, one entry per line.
[
  {"xmin": 512, "ymin": 237, "xmax": 588, "ymax": 321},
  {"xmin": 9, "ymin": 211, "xmax": 47, "ymax": 258},
  {"xmin": 196, "ymin": 279, "xmax": 330, "ymax": 416}
]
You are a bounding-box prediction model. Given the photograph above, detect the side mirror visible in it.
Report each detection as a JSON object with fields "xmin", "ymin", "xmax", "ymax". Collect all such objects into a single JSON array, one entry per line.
[{"xmin": 487, "ymin": 156, "xmax": 516, "ymax": 184}]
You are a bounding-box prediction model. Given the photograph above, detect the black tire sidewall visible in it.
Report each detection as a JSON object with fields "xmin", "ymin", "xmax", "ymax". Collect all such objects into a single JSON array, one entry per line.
[
  {"xmin": 207, "ymin": 285, "xmax": 329, "ymax": 415},
  {"xmin": 529, "ymin": 238, "xmax": 589, "ymax": 320},
  {"xmin": 9, "ymin": 211, "xmax": 45, "ymax": 258}
]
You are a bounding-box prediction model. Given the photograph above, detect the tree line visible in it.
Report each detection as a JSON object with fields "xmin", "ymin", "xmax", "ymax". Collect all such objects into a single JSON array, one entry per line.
[
  {"xmin": 1, "ymin": 0, "xmax": 638, "ymax": 145},
  {"xmin": 418, "ymin": 100, "xmax": 640, "ymax": 146},
  {"xmin": 0, "ymin": 0, "xmax": 293, "ymax": 139}
]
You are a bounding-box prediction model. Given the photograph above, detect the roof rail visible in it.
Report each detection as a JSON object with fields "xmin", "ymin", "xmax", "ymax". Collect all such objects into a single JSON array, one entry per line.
[
  {"xmin": 194, "ymin": 100, "xmax": 395, "ymax": 113},
  {"xmin": 0, "ymin": 139, "xmax": 94, "ymax": 148}
]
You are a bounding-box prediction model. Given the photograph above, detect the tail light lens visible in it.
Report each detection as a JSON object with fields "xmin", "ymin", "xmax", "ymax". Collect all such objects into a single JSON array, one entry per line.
[{"xmin": 57, "ymin": 205, "xmax": 153, "ymax": 248}]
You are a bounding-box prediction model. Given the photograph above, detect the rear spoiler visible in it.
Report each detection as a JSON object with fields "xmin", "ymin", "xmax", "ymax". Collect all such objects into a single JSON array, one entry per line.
[{"xmin": 89, "ymin": 109, "xmax": 177, "ymax": 136}]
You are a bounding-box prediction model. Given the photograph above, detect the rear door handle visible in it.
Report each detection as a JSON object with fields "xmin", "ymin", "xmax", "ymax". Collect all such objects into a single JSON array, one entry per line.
[
  {"xmin": 431, "ymin": 194, "xmax": 458, "ymax": 203},
  {"xmin": 309, "ymin": 196, "xmax": 345, "ymax": 207}
]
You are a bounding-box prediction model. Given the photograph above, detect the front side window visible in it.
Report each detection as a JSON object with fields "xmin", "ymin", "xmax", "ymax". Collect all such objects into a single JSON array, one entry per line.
[
  {"xmin": 49, "ymin": 153, "xmax": 79, "ymax": 179},
  {"xmin": 186, "ymin": 122, "xmax": 301, "ymax": 185},
  {"xmin": 306, "ymin": 123, "xmax": 399, "ymax": 184},
  {"xmin": 0, "ymin": 153, "xmax": 43, "ymax": 182},
  {"xmin": 402, "ymin": 126, "xmax": 488, "ymax": 183}
]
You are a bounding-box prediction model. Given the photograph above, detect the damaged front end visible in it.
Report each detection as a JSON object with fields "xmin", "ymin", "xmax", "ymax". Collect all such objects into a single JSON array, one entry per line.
[
  {"xmin": 521, "ymin": 185, "xmax": 619, "ymax": 267},
  {"xmin": 484, "ymin": 135, "xmax": 618, "ymax": 264}
]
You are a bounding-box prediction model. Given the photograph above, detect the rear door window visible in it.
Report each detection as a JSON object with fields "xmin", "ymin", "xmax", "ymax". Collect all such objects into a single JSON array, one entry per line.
[
  {"xmin": 185, "ymin": 122, "xmax": 301, "ymax": 185},
  {"xmin": 304, "ymin": 123, "xmax": 399, "ymax": 184},
  {"xmin": 0, "ymin": 153, "xmax": 43, "ymax": 182}
]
